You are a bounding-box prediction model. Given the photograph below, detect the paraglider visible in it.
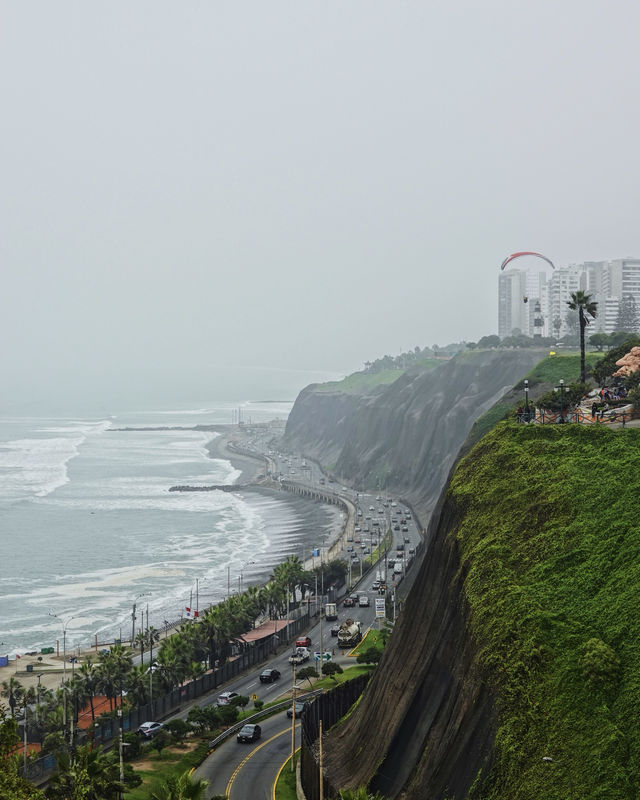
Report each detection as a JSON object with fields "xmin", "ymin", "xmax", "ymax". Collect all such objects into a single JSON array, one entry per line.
[{"xmin": 500, "ymin": 252, "xmax": 555, "ymax": 271}]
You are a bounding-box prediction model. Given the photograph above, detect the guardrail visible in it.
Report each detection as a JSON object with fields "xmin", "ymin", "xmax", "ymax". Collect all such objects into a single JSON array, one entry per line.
[{"xmin": 207, "ymin": 689, "xmax": 323, "ymax": 751}]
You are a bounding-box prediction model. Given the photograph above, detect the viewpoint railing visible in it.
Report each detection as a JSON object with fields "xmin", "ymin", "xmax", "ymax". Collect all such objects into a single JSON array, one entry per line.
[{"xmin": 517, "ymin": 408, "xmax": 634, "ymax": 426}]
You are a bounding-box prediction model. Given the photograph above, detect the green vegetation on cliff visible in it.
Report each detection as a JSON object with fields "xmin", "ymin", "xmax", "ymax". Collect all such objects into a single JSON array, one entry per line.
[{"xmin": 451, "ymin": 421, "xmax": 640, "ymax": 799}]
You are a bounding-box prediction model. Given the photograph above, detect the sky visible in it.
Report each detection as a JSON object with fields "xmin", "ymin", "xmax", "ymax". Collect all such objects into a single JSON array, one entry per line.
[{"xmin": 2, "ymin": 1, "xmax": 640, "ymax": 411}]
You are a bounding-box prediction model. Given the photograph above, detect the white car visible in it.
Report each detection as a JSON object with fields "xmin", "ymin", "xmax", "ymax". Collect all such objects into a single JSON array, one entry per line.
[
  {"xmin": 138, "ymin": 721, "xmax": 163, "ymax": 739},
  {"xmin": 216, "ymin": 691, "xmax": 239, "ymax": 706}
]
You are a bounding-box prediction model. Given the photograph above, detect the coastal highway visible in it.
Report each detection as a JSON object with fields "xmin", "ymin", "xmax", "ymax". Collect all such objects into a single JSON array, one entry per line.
[{"xmin": 195, "ymin": 713, "xmax": 298, "ymax": 799}]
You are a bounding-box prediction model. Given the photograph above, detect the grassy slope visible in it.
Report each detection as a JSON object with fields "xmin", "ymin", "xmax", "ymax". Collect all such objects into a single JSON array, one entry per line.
[
  {"xmin": 450, "ymin": 421, "xmax": 640, "ymax": 799},
  {"xmin": 313, "ymin": 359, "xmax": 442, "ymax": 395}
]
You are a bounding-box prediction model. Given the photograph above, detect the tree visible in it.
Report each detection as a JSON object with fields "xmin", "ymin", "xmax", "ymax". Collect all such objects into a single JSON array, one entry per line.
[
  {"xmin": 1, "ymin": 677, "xmax": 25, "ymax": 718},
  {"xmin": 477, "ymin": 334, "xmax": 501, "ymax": 349},
  {"xmin": 297, "ymin": 667, "xmax": 319, "ymax": 687},
  {"xmin": 149, "ymin": 729, "xmax": 171, "ymax": 758},
  {"xmin": 0, "ymin": 711, "xmax": 46, "ymax": 799},
  {"xmin": 46, "ymin": 744, "xmax": 122, "ymax": 800},
  {"xmin": 356, "ymin": 648, "xmax": 381, "ymax": 666},
  {"xmin": 567, "ymin": 290, "xmax": 598, "ymax": 383},
  {"xmin": 78, "ymin": 658, "xmax": 99, "ymax": 724},
  {"xmin": 589, "ymin": 332, "xmax": 610, "ymax": 352},
  {"xmin": 164, "ymin": 719, "xmax": 191, "ymax": 745},
  {"xmin": 321, "ymin": 662, "xmax": 343, "ymax": 681},
  {"xmin": 616, "ymin": 294, "xmax": 640, "ymax": 333},
  {"xmin": 149, "ymin": 771, "xmax": 209, "ymax": 800}
]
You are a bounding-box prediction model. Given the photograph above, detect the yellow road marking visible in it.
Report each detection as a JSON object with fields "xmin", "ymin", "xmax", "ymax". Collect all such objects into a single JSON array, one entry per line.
[
  {"xmin": 272, "ymin": 746, "xmax": 301, "ymax": 800},
  {"xmin": 225, "ymin": 724, "xmax": 300, "ymax": 799}
]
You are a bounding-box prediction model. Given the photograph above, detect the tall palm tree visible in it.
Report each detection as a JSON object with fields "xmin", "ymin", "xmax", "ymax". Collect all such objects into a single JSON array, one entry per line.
[
  {"xmin": 567, "ymin": 290, "xmax": 598, "ymax": 382},
  {"xmin": 78, "ymin": 658, "xmax": 99, "ymax": 724}
]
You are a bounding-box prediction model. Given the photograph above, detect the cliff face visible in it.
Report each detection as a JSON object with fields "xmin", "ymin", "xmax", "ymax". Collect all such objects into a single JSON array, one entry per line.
[
  {"xmin": 285, "ymin": 349, "xmax": 546, "ymax": 798},
  {"xmin": 322, "ymin": 492, "xmax": 496, "ymax": 799},
  {"xmin": 285, "ymin": 349, "xmax": 545, "ymax": 521}
]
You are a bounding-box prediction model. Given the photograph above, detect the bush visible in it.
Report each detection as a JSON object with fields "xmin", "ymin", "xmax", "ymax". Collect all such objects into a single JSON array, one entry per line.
[
  {"xmin": 321, "ymin": 662, "xmax": 344, "ymax": 680},
  {"xmin": 253, "ymin": 700, "xmax": 264, "ymax": 711},
  {"xmin": 165, "ymin": 718, "xmax": 191, "ymax": 744},
  {"xmin": 217, "ymin": 704, "xmax": 239, "ymax": 726},
  {"xmin": 356, "ymin": 647, "xmax": 381, "ymax": 666},
  {"xmin": 122, "ymin": 732, "xmax": 142, "ymax": 760},
  {"xmin": 580, "ymin": 638, "xmax": 620, "ymax": 693},
  {"xmin": 149, "ymin": 729, "xmax": 170, "ymax": 756},
  {"xmin": 230, "ymin": 695, "xmax": 250, "ymax": 709},
  {"xmin": 298, "ymin": 667, "xmax": 319, "ymax": 686}
]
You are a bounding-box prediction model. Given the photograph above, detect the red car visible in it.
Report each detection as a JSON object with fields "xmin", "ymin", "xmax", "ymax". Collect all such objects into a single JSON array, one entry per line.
[
  {"xmin": 343, "ymin": 597, "xmax": 355, "ymax": 607},
  {"xmin": 296, "ymin": 636, "xmax": 312, "ymax": 648}
]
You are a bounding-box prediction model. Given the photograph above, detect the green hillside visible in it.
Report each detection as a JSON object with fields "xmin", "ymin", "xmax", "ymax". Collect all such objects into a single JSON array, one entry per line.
[{"xmin": 450, "ymin": 421, "xmax": 640, "ymax": 799}]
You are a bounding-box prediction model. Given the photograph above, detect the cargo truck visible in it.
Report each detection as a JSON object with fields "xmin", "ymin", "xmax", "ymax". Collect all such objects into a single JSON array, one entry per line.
[
  {"xmin": 325, "ymin": 603, "xmax": 338, "ymax": 621},
  {"xmin": 337, "ymin": 619, "xmax": 362, "ymax": 647}
]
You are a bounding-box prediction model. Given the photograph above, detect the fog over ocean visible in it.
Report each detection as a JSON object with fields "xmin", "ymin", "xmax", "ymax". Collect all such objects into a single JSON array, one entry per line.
[{"xmin": 0, "ymin": 401, "xmax": 341, "ymax": 655}]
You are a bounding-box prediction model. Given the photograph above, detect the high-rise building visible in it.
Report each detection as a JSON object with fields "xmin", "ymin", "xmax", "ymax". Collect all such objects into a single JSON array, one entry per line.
[
  {"xmin": 497, "ymin": 258, "xmax": 640, "ymax": 338},
  {"xmin": 498, "ymin": 269, "xmax": 528, "ymax": 338}
]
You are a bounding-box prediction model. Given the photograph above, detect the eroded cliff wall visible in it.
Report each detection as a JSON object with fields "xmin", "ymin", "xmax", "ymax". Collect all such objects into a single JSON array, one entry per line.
[{"xmin": 285, "ymin": 349, "xmax": 544, "ymax": 522}]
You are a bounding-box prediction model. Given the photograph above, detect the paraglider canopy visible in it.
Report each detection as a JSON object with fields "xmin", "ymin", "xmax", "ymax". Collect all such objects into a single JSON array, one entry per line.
[{"xmin": 500, "ymin": 252, "xmax": 555, "ymax": 271}]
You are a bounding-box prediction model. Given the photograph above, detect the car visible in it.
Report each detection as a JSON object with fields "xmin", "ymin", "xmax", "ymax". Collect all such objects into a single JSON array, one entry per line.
[
  {"xmin": 347, "ymin": 536, "xmax": 354, "ymax": 542},
  {"xmin": 404, "ymin": 535, "xmax": 410, "ymax": 542},
  {"xmin": 409, "ymin": 547, "xmax": 416, "ymax": 555},
  {"xmin": 395, "ymin": 509, "xmax": 402, "ymax": 515},
  {"xmin": 354, "ymin": 538, "xmax": 361, "ymax": 544},
  {"xmin": 343, "ymin": 596, "xmax": 355, "ymax": 607},
  {"xmin": 369, "ymin": 506, "xmax": 375, "ymax": 511},
  {"xmin": 354, "ymin": 526, "xmax": 361, "ymax": 532},
  {"xmin": 393, "ymin": 524, "xmax": 400, "ymax": 530},
  {"xmin": 137, "ymin": 721, "xmax": 163, "ymax": 739},
  {"xmin": 296, "ymin": 636, "xmax": 312, "ymax": 648},
  {"xmin": 347, "ymin": 545, "xmax": 354, "ymax": 552},
  {"xmin": 358, "ymin": 595, "xmax": 370, "ymax": 607},
  {"xmin": 287, "ymin": 700, "xmax": 308, "ymax": 719},
  {"xmin": 216, "ymin": 691, "xmax": 239, "ymax": 706},
  {"xmin": 260, "ymin": 668, "xmax": 281, "ymax": 683},
  {"xmin": 401, "ymin": 526, "xmax": 409, "ymax": 533},
  {"xmin": 330, "ymin": 626, "xmax": 340, "ymax": 636},
  {"xmin": 237, "ymin": 723, "xmax": 262, "ymax": 743},
  {"xmin": 371, "ymin": 581, "xmax": 380, "ymax": 590},
  {"xmin": 388, "ymin": 558, "xmax": 396, "ymax": 568}
]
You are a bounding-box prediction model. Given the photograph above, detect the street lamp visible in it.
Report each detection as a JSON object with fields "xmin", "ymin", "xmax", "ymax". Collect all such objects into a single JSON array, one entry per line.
[
  {"xmin": 524, "ymin": 379, "xmax": 530, "ymax": 418},
  {"xmin": 542, "ymin": 756, "xmax": 574, "ymax": 799},
  {"xmin": 131, "ymin": 592, "xmax": 151, "ymax": 645},
  {"xmin": 48, "ymin": 612, "xmax": 78, "ymax": 733},
  {"xmin": 553, "ymin": 379, "xmax": 571, "ymax": 422}
]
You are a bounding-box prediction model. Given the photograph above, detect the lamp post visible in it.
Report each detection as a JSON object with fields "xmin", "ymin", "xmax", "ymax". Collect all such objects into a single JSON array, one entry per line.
[
  {"xmin": 524, "ymin": 379, "xmax": 530, "ymax": 419},
  {"xmin": 131, "ymin": 592, "xmax": 151, "ymax": 645},
  {"xmin": 49, "ymin": 612, "xmax": 78, "ymax": 733},
  {"xmin": 542, "ymin": 756, "xmax": 574, "ymax": 799},
  {"xmin": 553, "ymin": 379, "xmax": 571, "ymax": 421}
]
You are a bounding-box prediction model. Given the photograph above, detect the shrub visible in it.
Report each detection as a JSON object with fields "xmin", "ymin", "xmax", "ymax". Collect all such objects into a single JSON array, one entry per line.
[
  {"xmin": 580, "ymin": 638, "xmax": 620, "ymax": 692},
  {"xmin": 165, "ymin": 718, "xmax": 191, "ymax": 744},
  {"xmin": 149, "ymin": 729, "xmax": 170, "ymax": 756},
  {"xmin": 230, "ymin": 695, "xmax": 250, "ymax": 709},
  {"xmin": 253, "ymin": 700, "xmax": 264, "ymax": 711},
  {"xmin": 321, "ymin": 662, "xmax": 344, "ymax": 680},
  {"xmin": 356, "ymin": 647, "xmax": 381, "ymax": 666},
  {"xmin": 217, "ymin": 704, "xmax": 239, "ymax": 726},
  {"xmin": 122, "ymin": 732, "xmax": 142, "ymax": 760}
]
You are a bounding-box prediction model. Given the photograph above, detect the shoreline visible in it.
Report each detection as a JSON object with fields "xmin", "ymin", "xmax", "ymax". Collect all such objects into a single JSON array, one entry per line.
[{"xmin": 3, "ymin": 424, "xmax": 346, "ymax": 694}]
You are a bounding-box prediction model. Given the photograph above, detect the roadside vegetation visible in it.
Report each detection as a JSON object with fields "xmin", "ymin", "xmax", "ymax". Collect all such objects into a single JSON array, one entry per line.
[{"xmin": 450, "ymin": 420, "xmax": 640, "ymax": 798}]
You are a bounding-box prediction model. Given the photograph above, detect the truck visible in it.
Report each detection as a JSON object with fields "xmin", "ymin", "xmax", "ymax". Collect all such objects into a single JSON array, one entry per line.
[
  {"xmin": 358, "ymin": 594, "xmax": 370, "ymax": 607},
  {"xmin": 325, "ymin": 603, "xmax": 338, "ymax": 621},
  {"xmin": 337, "ymin": 619, "xmax": 362, "ymax": 647},
  {"xmin": 289, "ymin": 647, "xmax": 311, "ymax": 665}
]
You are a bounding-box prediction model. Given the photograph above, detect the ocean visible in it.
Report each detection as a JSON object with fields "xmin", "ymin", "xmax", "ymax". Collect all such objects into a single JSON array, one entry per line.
[{"xmin": 0, "ymin": 401, "xmax": 341, "ymax": 656}]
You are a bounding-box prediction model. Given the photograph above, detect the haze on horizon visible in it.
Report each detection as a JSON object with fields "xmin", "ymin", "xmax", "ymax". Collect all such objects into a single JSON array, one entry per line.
[{"xmin": 2, "ymin": 2, "xmax": 639, "ymax": 412}]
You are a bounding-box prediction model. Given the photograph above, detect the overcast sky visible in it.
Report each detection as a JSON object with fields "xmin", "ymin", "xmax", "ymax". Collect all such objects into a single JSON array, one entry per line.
[{"xmin": 2, "ymin": 2, "xmax": 639, "ymax": 410}]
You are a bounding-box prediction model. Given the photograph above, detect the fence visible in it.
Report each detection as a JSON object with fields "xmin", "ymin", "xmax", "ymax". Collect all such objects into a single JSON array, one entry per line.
[
  {"xmin": 517, "ymin": 408, "xmax": 634, "ymax": 426},
  {"xmin": 21, "ymin": 611, "xmax": 310, "ymax": 784},
  {"xmin": 300, "ymin": 673, "xmax": 371, "ymax": 800}
]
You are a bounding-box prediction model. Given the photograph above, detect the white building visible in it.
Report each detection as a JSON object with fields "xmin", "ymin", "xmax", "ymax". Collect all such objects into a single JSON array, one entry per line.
[{"xmin": 498, "ymin": 269, "xmax": 529, "ymax": 338}]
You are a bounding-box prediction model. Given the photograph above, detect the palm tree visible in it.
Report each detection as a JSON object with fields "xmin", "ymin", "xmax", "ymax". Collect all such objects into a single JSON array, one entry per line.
[
  {"xmin": 78, "ymin": 658, "xmax": 99, "ymax": 724},
  {"xmin": 135, "ymin": 630, "xmax": 146, "ymax": 666},
  {"xmin": 46, "ymin": 743, "xmax": 122, "ymax": 800},
  {"xmin": 567, "ymin": 290, "xmax": 598, "ymax": 382},
  {"xmin": 149, "ymin": 771, "xmax": 208, "ymax": 800},
  {"xmin": 1, "ymin": 676, "xmax": 25, "ymax": 717}
]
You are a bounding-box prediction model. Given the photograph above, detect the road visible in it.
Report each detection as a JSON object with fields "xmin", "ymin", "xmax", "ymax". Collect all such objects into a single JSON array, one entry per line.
[
  {"xmin": 195, "ymin": 713, "xmax": 298, "ymax": 799},
  {"xmin": 183, "ymin": 436, "xmax": 424, "ymax": 796}
]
